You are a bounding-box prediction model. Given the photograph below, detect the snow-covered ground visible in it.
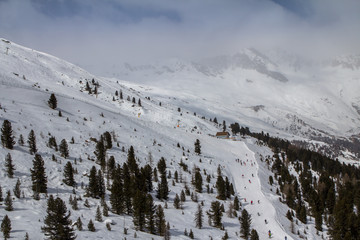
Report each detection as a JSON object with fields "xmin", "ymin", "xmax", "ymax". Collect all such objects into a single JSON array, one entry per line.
[{"xmin": 0, "ymin": 38, "xmax": 344, "ymax": 239}]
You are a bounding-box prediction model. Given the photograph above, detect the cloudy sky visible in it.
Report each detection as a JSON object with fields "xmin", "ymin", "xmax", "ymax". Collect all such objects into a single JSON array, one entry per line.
[{"xmin": 1, "ymin": 0, "xmax": 360, "ymax": 74}]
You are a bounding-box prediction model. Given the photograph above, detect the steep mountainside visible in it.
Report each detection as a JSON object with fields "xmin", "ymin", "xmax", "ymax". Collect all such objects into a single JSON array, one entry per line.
[{"xmin": 0, "ymin": 38, "xmax": 359, "ymax": 240}]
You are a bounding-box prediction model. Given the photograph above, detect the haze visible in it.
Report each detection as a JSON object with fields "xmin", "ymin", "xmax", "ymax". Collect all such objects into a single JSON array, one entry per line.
[{"xmin": 1, "ymin": 0, "xmax": 359, "ymax": 76}]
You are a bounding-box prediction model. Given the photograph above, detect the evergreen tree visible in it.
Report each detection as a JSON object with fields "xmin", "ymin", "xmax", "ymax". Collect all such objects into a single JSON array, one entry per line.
[
  {"xmin": 194, "ymin": 204, "xmax": 203, "ymax": 229},
  {"xmin": 87, "ymin": 166, "xmax": 98, "ymax": 198},
  {"xmin": 222, "ymin": 120, "xmax": 226, "ymax": 132},
  {"xmin": 87, "ymin": 219, "xmax": 95, "ymax": 232},
  {"xmin": 234, "ymin": 196, "xmax": 240, "ymax": 211},
  {"xmin": 27, "ymin": 129, "xmax": 37, "ymax": 155},
  {"xmin": 189, "ymin": 229, "xmax": 194, "ymax": 239},
  {"xmin": 110, "ymin": 166, "xmax": 124, "ymax": 214},
  {"xmin": 194, "ymin": 139, "xmax": 201, "ymax": 155},
  {"xmin": 0, "ymin": 184, "xmax": 3, "ymax": 202},
  {"xmin": 103, "ymin": 202, "xmax": 109, "ymax": 217},
  {"xmin": 240, "ymin": 209, "xmax": 252, "ymax": 239},
  {"xmin": 145, "ymin": 194, "xmax": 156, "ymax": 234},
  {"xmin": 4, "ymin": 191, "xmax": 13, "ymax": 211},
  {"xmin": 18, "ymin": 134, "xmax": 24, "ymax": 146},
  {"xmin": 96, "ymin": 169, "xmax": 105, "ymax": 199},
  {"xmin": 250, "ymin": 229, "xmax": 259, "ymax": 240},
  {"xmin": 71, "ymin": 196, "xmax": 78, "ymax": 210},
  {"xmin": 194, "ymin": 169, "xmax": 203, "ymax": 192},
  {"xmin": 13, "ymin": 178, "xmax": 21, "ymax": 198},
  {"xmin": 132, "ymin": 97, "xmax": 136, "ymax": 103},
  {"xmin": 94, "ymin": 140, "xmax": 106, "ymax": 170},
  {"xmin": 25, "ymin": 232, "xmax": 29, "ymax": 240},
  {"xmin": 216, "ymin": 175, "xmax": 226, "ymax": 200},
  {"xmin": 4, "ymin": 153, "xmax": 15, "ymax": 178},
  {"xmin": 30, "ymin": 154, "xmax": 47, "ymax": 194},
  {"xmin": 132, "ymin": 190, "xmax": 146, "ymax": 231},
  {"xmin": 63, "ymin": 161, "xmax": 75, "ymax": 187},
  {"xmin": 155, "ymin": 205, "xmax": 166, "ymax": 236},
  {"xmin": 119, "ymin": 90, "xmax": 123, "ymax": 99},
  {"xmin": 180, "ymin": 190, "xmax": 186, "ymax": 202},
  {"xmin": 48, "ymin": 136, "xmax": 58, "ymax": 151},
  {"xmin": 76, "ymin": 217, "xmax": 83, "ymax": 231},
  {"xmin": 138, "ymin": 98, "xmax": 142, "ymax": 107},
  {"xmin": 157, "ymin": 157, "xmax": 169, "ymax": 200},
  {"xmin": 1, "ymin": 215, "xmax": 11, "ymax": 240},
  {"xmin": 127, "ymin": 146, "xmax": 139, "ymax": 174},
  {"xmin": 143, "ymin": 164, "xmax": 153, "ymax": 192},
  {"xmin": 122, "ymin": 163, "xmax": 133, "ymax": 215},
  {"xmin": 48, "ymin": 93, "xmax": 57, "ymax": 109},
  {"xmin": 173, "ymin": 194, "xmax": 181, "ymax": 209},
  {"xmin": 95, "ymin": 206, "xmax": 103, "ymax": 222},
  {"xmin": 102, "ymin": 131, "xmax": 112, "ymax": 150},
  {"xmin": 207, "ymin": 201, "xmax": 223, "ymax": 228},
  {"xmin": 59, "ymin": 139, "xmax": 69, "ymax": 158},
  {"xmin": 41, "ymin": 195, "xmax": 76, "ymax": 239},
  {"xmin": 1, "ymin": 120, "xmax": 15, "ymax": 149}
]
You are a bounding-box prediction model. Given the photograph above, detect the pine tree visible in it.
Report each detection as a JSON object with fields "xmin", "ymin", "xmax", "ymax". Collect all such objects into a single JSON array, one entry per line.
[
  {"xmin": 59, "ymin": 139, "xmax": 69, "ymax": 158},
  {"xmin": 48, "ymin": 93, "xmax": 57, "ymax": 109},
  {"xmin": 30, "ymin": 154, "xmax": 47, "ymax": 194},
  {"xmin": 71, "ymin": 195, "xmax": 78, "ymax": 210},
  {"xmin": 138, "ymin": 98, "xmax": 142, "ymax": 107},
  {"xmin": 181, "ymin": 189, "xmax": 186, "ymax": 202},
  {"xmin": 102, "ymin": 131, "xmax": 112, "ymax": 150},
  {"xmin": 120, "ymin": 90, "xmax": 123, "ymax": 99},
  {"xmin": 87, "ymin": 166, "xmax": 98, "ymax": 198},
  {"xmin": 132, "ymin": 190, "xmax": 146, "ymax": 231},
  {"xmin": 194, "ymin": 169, "xmax": 203, "ymax": 192},
  {"xmin": 95, "ymin": 206, "xmax": 103, "ymax": 222},
  {"xmin": 76, "ymin": 217, "xmax": 83, "ymax": 231},
  {"xmin": 110, "ymin": 166, "xmax": 124, "ymax": 214},
  {"xmin": 240, "ymin": 209, "xmax": 252, "ymax": 239},
  {"xmin": 145, "ymin": 194, "xmax": 156, "ymax": 234},
  {"xmin": 194, "ymin": 204, "xmax": 203, "ymax": 229},
  {"xmin": 18, "ymin": 134, "xmax": 24, "ymax": 146},
  {"xmin": 0, "ymin": 184, "xmax": 3, "ymax": 202},
  {"xmin": 4, "ymin": 190, "xmax": 13, "ymax": 211},
  {"xmin": 216, "ymin": 175, "xmax": 226, "ymax": 200},
  {"xmin": 103, "ymin": 202, "xmax": 109, "ymax": 217},
  {"xmin": 27, "ymin": 129, "xmax": 37, "ymax": 155},
  {"xmin": 250, "ymin": 229, "xmax": 259, "ymax": 240},
  {"xmin": 48, "ymin": 136, "xmax": 58, "ymax": 151},
  {"xmin": 25, "ymin": 232, "xmax": 29, "ymax": 240},
  {"xmin": 1, "ymin": 120, "xmax": 15, "ymax": 149},
  {"xmin": 4, "ymin": 153, "xmax": 15, "ymax": 178},
  {"xmin": 122, "ymin": 163, "xmax": 133, "ymax": 215},
  {"xmin": 156, "ymin": 157, "xmax": 169, "ymax": 200},
  {"xmin": 194, "ymin": 139, "xmax": 201, "ymax": 155},
  {"xmin": 207, "ymin": 201, "xmax": 223, "ymax": 228},
  {"xmin": 155, "ymin": 205, "xmax": 166, "ymax": 236},
  {"xmin": 189, "ymin": 229, "xmax": 194, "ymax": 239},
  {"xmin": 63, "ymin": 161, "xmax": 75, "ymax": 187},
  {"xmin": 96, "ymin": 169, "xmax": 105, "ymax": 199},
  {"xmin": 41, "ymin": 195, "xmax": 76, "ymax": 239},
  {"xmin": 94, "ymin": 140, "xmax": 106, "ymax": 170},
  {"xmin": 13, "ymin": 178, "xmax": 21, "ymax": 198},
  {"xmin": 173, "ymin": 194, "xmax": 181, "ymax": 209},
  {"xmin": 87, "ymin": 219, "xmax": 95, "ymax": 232},
  {"xmin": 1, "ymin": 215, "xmax": 11, "ymax": 240},
  {"xmin": 234, "ymin": 196, "xmax": 240, "ymax": 211}
]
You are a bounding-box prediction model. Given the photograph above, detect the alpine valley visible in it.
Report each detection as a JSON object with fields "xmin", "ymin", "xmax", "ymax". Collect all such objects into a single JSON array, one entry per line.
[{"xmin": 0, "ymin": 38, "xmax": 359, "ymax": 240}]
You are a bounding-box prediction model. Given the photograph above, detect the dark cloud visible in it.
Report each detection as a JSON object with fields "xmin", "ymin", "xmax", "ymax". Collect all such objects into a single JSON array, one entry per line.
[{"xmin": 1, "ymin": 0, "xmax": 359, "ymax": 75}]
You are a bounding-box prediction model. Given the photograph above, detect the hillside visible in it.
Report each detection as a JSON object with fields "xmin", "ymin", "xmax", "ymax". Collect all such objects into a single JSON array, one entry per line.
[{"xmin": 0, "ymin": 39, "xmax": 359, "ymax": 240}]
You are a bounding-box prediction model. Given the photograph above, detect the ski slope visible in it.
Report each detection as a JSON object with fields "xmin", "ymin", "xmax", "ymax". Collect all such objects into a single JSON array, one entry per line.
[{"xmin": 0, "ymin": 38, "xmax": 332, "ymax": 239}]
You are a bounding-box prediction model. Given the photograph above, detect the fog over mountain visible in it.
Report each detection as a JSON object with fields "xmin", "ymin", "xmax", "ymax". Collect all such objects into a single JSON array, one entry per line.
[{"xmin": 1, "ymin": 0, "xmax": 360, "ymax": 76}]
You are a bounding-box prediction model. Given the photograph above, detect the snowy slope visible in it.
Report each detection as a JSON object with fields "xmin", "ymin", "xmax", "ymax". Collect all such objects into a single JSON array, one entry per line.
[{"xmin": 0, "ymin": 38, "xmax": 337, "ymax": 240}]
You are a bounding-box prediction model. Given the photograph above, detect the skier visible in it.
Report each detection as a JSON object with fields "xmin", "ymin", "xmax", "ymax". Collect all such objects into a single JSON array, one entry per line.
[{"xmin": 268, "ymin": 230, "xmax": 272, "ymax": 238}]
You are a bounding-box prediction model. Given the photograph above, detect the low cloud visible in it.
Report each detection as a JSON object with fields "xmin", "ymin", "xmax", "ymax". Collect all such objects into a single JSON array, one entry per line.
[{"xmin": 1, "ymin": 0, "xmax": 360, "ymax": 75}]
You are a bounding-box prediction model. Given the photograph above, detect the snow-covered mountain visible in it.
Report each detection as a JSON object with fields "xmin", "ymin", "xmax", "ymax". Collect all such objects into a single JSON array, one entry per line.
[
  {"xmin": 0, "ymin": 38, "xmax": 358, "ymax": 240},
  {"xmin": 107, "ymin": 48, "xmax": 360, "ymax": 161}
]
